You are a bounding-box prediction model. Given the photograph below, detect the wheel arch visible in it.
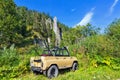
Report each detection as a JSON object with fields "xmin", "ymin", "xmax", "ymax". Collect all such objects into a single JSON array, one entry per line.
[
  {"xmin": 73, "ymin": 60, "xmax": 78, "ymax": 64},
  {"xmin": 72, "ymin": 61, "xmax": 78, "ymax": 67},
  {"xmin": 73, "ymin": 61, "xmax": 78, "ymax": 64},
  {"xmin": 47, "ymin": 64, "xmax": 59, "ymax": 70}
]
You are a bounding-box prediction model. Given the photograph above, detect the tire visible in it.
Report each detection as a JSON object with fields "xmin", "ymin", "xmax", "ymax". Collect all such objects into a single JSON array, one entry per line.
[
  {"xmin": 72, "ymin": 62, "xmax": 78, "ymax": 71},
  {"xmin": 47, "ymin": 65, "xmax": 59, "ymax": 78}
]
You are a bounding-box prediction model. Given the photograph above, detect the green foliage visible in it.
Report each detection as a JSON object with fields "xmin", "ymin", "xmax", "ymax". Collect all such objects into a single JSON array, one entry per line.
[
  {"xmin": 0, "ymin": 1, "xmax": 68, "ymax": 48},
  {"xmin": 0, "ymin": 44, "xmax": 19, "ymax": 66},
  {"xmin": 0, "ymin": 44, "xmax": 19, "ymax": 79},
  {"xmin": 61, "ymin": 24, "xmax": 99, "ymax": 46},
  {"xmin": 0, "ymin": 0, "xmax": 120, "ymax": 80},
  {"xmin": 0, "ymin": 45, "xmax": 32, "ymax": 79},
  {"xmin": 106, "ymin": 19, "xmax": 120, "ymax": 57},
  {"xmin": 0, "ymin": 0, "xmax": 22, "ymax": 47},
  {"xmin": 52, "ymin": 66, "xmax": 120, "ymax": 80},
  {"xmin": 107, "ymin": 19, "xmax": 120, "ymax": 39},
  {"xmin": 14, "ymin": 65, "xmax": 120, "ymax": 80}
]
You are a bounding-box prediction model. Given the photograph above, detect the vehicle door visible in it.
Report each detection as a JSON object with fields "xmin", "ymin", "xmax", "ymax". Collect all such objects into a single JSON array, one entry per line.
[
  {"xmin": 54, "ymin": 49, "xmax": 66, "ymax": 68},
  {"xmin": 62, "ymin": 49, "xmax": 73, "ymax": 67}
]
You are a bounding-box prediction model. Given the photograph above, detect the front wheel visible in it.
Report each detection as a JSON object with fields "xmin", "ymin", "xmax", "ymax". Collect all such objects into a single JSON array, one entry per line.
[
  {"xmin": 47, "ymin": 65, "xmax": 59, "ymax": 78},
  {"xmin": 72, "ymin": 62, "xmax": 78, "ymax": 71}
]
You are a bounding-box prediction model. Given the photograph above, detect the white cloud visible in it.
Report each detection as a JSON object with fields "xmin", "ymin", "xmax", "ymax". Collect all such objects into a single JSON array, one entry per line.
[
  {"xmin": 74, "ymin": 8, "xmax": 95, "ymax": 27},
  {"xmin": 110, "ymin": 0, "xmax": 119, "ymax": 13},
  {"xmin": 79, "ymin": 12, "xmax": 93, "ymax": 26}
]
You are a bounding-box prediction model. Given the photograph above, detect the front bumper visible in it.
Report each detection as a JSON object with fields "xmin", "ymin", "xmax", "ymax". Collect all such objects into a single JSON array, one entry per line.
[{"xmin": 31, "ymin": 66, "xmax": 43, "ymax": 73}]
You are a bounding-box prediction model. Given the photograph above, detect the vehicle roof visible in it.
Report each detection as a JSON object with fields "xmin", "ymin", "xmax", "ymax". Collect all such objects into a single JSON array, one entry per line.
[{"xmin": 42, "ymin": 47, "xmax": 70, "ymax": 56}]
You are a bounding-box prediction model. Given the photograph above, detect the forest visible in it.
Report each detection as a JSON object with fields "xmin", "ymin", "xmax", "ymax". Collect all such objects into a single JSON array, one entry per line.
[{"xmin": 0, "ymin": 0, "xmax": 120, "ymax": 80}]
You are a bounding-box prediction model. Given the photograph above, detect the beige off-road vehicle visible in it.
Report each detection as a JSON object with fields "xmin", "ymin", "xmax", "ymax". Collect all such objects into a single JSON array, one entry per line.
[{"xmin": 30, "ymin": 47, "xmax": 78, "ymax": 78}]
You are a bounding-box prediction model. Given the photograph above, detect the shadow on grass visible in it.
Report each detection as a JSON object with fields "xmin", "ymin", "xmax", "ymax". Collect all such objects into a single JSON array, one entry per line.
[{"xmin": 59, "ymin": 68, "xmax": 71, "ymax": 74}]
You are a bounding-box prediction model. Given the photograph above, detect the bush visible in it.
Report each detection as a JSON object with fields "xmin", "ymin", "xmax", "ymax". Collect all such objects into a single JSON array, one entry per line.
[
  {"xmin": 0, "ymin": 44, "xmax": 19, "ymax": 66},
  {"xmin": 0, "ymin": 44, "xmax": 31, "ymax": 79}
]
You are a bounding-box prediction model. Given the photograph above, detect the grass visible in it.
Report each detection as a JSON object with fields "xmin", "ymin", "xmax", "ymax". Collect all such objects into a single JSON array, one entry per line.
[
  {"xmin": 0, "ymin": 45, "xmax": 120, "ymax": 80},
  {"xmin": 14, "ymin": 66, "xmax": 120, "ymax": 80}
]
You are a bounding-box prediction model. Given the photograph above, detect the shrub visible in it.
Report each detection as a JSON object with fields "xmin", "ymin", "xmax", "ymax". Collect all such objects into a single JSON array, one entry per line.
[{"xmin": 0, "ymin": 44, "xmax": 19, "ymax": 66}]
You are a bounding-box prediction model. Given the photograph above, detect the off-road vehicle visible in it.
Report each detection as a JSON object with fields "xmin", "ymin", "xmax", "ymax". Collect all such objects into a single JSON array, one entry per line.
[{"xmin": 30, "ymin": 47, "xmax": 78, "ymax": 78}]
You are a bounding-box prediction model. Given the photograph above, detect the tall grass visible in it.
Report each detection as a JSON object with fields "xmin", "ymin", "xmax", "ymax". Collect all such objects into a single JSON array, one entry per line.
[
  {"xmin": 0, "ymin": 42, "xmax": 120, "ymax": 80},
  {"xmin": 0, "ymin": 44, "xmax": 45, "ymax": 79}
]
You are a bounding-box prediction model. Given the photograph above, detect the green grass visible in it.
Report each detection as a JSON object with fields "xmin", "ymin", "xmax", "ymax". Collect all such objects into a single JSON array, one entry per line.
[
  {"xmin": 0, "ymin": 45, "xmax": 120, "ymax": 80},
  {"xmin": 14, "ymin": 66, "xmax": 120, "ymax": 80}
]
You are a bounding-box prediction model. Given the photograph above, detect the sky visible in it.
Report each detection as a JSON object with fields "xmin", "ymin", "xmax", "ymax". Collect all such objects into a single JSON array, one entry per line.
[{"xmin": 14, "ymin": 0, "xmax": 120, "ymax": 30}]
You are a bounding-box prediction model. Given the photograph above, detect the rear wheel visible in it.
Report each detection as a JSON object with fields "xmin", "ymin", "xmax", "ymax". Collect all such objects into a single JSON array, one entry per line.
[
  {"xmin": 72, "ymin": 62, "xmax": 78, "ymax": 71},
  {"xmin": 47, "ymin": 65, "xmax": 59, "ymax": 78}
]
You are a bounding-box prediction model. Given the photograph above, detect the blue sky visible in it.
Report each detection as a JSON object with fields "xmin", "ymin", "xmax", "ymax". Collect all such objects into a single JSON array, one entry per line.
[{"xmin": 14, "ymin": 0, "xmax": 120, "ymax": 30}]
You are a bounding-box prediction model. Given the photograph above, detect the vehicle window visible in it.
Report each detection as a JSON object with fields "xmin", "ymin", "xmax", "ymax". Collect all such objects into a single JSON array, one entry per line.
[
  {"xmin": 59, "ymin": 50, "xmax": 63, "ymax": 56},
  {"xmin": 63, "ymin": 50, "xmax": 69, "ymax": 56},
  {"xmin": 51, "ymin": 50, "xmax": 55, "ymax": 56},
  {"xmin": 55, "ymin": 50, "xmax": 60, "ymax": 56}
]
